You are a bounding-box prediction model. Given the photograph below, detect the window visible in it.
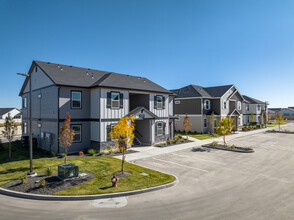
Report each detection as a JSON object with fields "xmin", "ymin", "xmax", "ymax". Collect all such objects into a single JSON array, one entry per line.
[
  {"xmin": 246, "ymin": 105, "xmax": 249, "ymax": 111},
  {"xmin": 157, "ymin": 122, "xmax": 163, "ymax": 136},
  {"xmin": 157, "ymin": 96, "xmax": 163, "ymax": 109},
  {"xmin": 107, "ymin": 124, "xmax": 116, "ymax": 141},
  {"xmin": 204, "ymin": 119, "xmax": 207, "ymax": 128},
  {"xmin": 257, "ymin": 105, "xmax": 261, "ymax": 111},
  {"xmin": 111, "ymin": 92, "xmax": 120, "ymax": 108},
  {"xmin": 23, "ymin": 97, "xmax": 27, "ymax": 109},
  {"xmin": 71, "ymin": 91, "xmax": 82, "ymax": 108},
  {"xmin": 71, "ymin": 125, "xmax": 81, "ymax": 142},
  {"xmin": 223, "ymin": 100, "xmax": 227, "ymax": 109},
  {"xmin": 237, "ymin": 101, "xmax": 242, "ymax": 110},
  {"xmin": 204, "ymin": 100, "xmax": 210, "ymax": 110},
  {"xmin": 23, "ymin": 122, "xmax": 27, "ymax": 134}
]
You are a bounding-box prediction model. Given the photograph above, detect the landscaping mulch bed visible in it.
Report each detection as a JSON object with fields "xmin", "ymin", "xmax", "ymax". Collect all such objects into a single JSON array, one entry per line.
[
  {"xmin": 2, "ymin": 172, "xmax": 94, "ymax": 195},
  {"xmin": 202, "ymin": 144, "xmax": 254, "ymax": 153}
]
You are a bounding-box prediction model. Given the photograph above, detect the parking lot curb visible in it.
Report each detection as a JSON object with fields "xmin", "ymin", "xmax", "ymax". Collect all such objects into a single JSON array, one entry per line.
[{"xmin": 0, "ymin": 175, "xmax": 178, "ymax": 201}]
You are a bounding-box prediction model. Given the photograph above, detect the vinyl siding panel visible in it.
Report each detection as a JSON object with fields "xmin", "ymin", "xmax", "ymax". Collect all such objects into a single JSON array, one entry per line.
[
  {"xmin": 174, "ymin": 98, "xmax": 202, "ymax": 114},
  {"xmin": 90, "ymin": 88, "xmax": 100, "ymax": 119}
]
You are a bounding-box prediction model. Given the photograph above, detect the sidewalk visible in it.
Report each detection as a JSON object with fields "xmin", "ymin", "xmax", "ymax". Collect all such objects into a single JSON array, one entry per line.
[{"xmin": 114, "ymin": 123, "xmax": 293, "ymax": 162}]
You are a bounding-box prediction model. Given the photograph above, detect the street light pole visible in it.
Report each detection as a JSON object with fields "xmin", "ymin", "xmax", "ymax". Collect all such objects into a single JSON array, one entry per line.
[{"xmin": 17, "ymin": 72, "xmax": 35, "ymax": 175}]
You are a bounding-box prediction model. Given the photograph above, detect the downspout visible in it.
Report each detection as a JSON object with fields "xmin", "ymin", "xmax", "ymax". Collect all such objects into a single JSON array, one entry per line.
[{"xmin": 57, "ymin": 86, "xmax": 60, "ymax": 154}]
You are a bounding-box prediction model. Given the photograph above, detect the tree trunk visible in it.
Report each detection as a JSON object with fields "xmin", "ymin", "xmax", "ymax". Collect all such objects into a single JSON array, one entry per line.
[
  {"xmin": 223, "ymin": 135, "xmax": 226, "ymax": 146},
  {"xmin": 65, "ymin": 147, "xmax": 68, "ymax": 164},
  {"xmin": 9, "ymin": 141, "xmax": 11, "ymax": 159},
  {"xmin": 121, "ymin": 149, "xmax": 125, "ymax": 174}
]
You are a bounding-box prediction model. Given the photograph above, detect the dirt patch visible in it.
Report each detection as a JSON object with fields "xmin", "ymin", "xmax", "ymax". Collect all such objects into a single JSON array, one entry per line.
[
  {"xmin": 2, "ymin": 172, "xmax": 94, "ymax": 195},
  {"xmin": 114, "ymin": 171, "xmax": 132, "ymax": 178}
]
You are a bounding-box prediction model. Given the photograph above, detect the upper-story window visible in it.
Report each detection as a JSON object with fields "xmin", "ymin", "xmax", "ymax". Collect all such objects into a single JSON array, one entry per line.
[
  {"xmin": 71, "ymin": 125, "xmax": 82, "ymax": 142},
  {"xmin": 204, "ymin": 100, "xmax": 210, "ymax": 110},
  {"xmin": 111, "ymin": 92, "xmax": 120, "ymax": 108},
  {"xmin": 22, "ymin": 97, "xmax": 27, "ymax": 109},
  {"xmin": 257, "ymin": 105, "xmax": 261, "ymax": 111},
  {"xmin": 223, "ymin": 100, "xmax": 227, "ymax": 109},
  {"xmin": 154, "ymin": 95, "xmax": 165, "ymax": 110},
  {"xmin": 246, "ymin": 105, "xmax": 249, "ymax": 111},
  {"xmin": 71, "ymin": 91, "xmax": 82, "ymax": 109},
  {"xmin": 237, "ymin": 101, "xmax": 242, "ymax": 110},
  {"xmin": 107, "ymin": 92, "xmax": 123, "ymax": 109}
]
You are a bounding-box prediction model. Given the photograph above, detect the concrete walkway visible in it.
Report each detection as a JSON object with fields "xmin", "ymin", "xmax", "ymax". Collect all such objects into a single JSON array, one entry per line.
[{"xmin": 114, "ymin": 123, "xmax": 292, "ymax": 162}]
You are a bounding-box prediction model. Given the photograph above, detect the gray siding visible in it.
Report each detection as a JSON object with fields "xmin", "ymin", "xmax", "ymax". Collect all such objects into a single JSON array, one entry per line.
[{"xmin": 174, "ymin": 99, "xmax": 202, "ymax": 114}]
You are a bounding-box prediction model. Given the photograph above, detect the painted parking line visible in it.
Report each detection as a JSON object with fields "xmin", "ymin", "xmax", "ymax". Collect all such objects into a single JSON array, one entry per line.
[
  {"xmin": 171, "ymin": 153, "xmax": 226, "ymax": 165},
  {"xmin": 152, "ymin": 157, "xmax": 209, "ymax": 173}
]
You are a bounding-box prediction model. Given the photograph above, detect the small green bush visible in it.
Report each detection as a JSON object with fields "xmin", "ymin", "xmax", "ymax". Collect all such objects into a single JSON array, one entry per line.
[
  {"xmin": 39, "ymin": 179, "xmax": 46, "ymax": 188},
  {"xmin": 284, "ymin": 129, "xmax": 290, "ymax": 132},
  {"xmin": 211, "ymin": 141, "xmax": 218, "ymax": 146},
  {"xmin": 226, "ymin": 145, "xmax": 235, "ymax": 149},
  {"xmin": 244, "ymin": 147, "xmax": 253, "ymax": 151},
  {"xmin": 60, "ymin": 153, "xmax": 66, "ymax": 158},
  {"xmin": 166, "ymin": 139, "xmax": 172, "ymax": 145},
  {"xmin": 98, "ymin": 151, "xmax": 105, "ymax": 156},
  {"xmin": 51, "ymin": 152, "xmax": 57, "ymax": 157},
  {"xmin": 21, "ymin": 176, "xmax": 28, "ymax": 184},
  {"xmin": 177, "ymin": 134, "xmax": 182, "ymax": 139},
  {"xmin": 88, "ymin": 149, "xmax": 96, "ymax": 156},
  {"xmin": 106, "ymin": 146, "xmax": 113, "ymax": 154},
  {"xmin": 46, "ymin": 168, "xmax": 53, "ymax": 176}
]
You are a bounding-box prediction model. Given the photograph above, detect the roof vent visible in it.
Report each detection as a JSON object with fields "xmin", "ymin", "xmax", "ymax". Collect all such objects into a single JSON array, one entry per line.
[
  {"xmin": 47, "ymin": 62, "xmax": 50, "ymax": 64},
  {"xmin": 57, "ymin": 64, "xmax": 60, "ymax": 68},
  {"xmin": 91, "ymin": 73, "xmax": 94, "ymax": 79},
  {"xmin": 86, "ymin": 71, "xmax": 89, "ymax": 76},
  {"xmin": 60, "ymin": 67, "xmax": 63, "ymax": 71}
]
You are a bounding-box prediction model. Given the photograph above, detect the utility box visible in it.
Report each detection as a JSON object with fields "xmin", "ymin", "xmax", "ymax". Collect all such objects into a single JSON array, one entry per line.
[{"xmin": 58, "ymin": 163, "xmax": 79, "ymax": 180}]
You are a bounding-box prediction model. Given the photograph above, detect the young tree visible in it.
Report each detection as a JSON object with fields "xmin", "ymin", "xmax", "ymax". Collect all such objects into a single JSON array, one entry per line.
[
  {"xmin": 214, "ymin": 117, "xmax": 234, "ymax": 146},
  {"xmin": 109, "ymin": 115, "xmax": 135, "ymax": 174},
  {"xmin": 209, "ymin": 111, "xmax": 215, "ymax": 133},
  {"xmin": 59, "ymin": 113, "xmax": 75, "ymax": 164},
  {"xmin": 275, "ymin": 113, "xmax": 284, "ymax": 131},
  {"xmin": 249, "ymin": 112, "xmax": 254, "ymax": 125},
  {"xmin": 183, "ymin": 113, "xmax": 192, "ymax": 137},
  {"xmin": 1, "ymin": 115, "xmax": 16, "ymax": 159},
  {"xmin": 263, "ymin": 111, "xmax": 267, "ymax": 126}
]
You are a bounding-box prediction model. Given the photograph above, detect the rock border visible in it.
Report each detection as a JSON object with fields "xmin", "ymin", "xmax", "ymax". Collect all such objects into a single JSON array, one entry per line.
[
  {"xmin": 0, "ymin": 175, "xmax": 178, "ymax": 201},
  {"xmin": 202, "ymin": 144, "xmax": 254, "ymax": 153}
]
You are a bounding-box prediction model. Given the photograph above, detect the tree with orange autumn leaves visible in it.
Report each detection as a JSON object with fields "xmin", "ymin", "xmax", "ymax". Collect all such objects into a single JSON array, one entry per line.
[
  {"xmin": 59, "ymin": 113, "xmax": 75, "ymax": 164},
  {"xmin": 109, "ymin": 115, "xmax": 135, "ymax": 174}
]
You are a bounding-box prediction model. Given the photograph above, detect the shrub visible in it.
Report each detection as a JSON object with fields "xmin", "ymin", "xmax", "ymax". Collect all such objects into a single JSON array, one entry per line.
[
  {"xmin": 46, "ymin": 168, "xmax": 53, "ymax": 176},
  {"xmin": 106, "ymin": 146, "xmax": 113, "ymax": 154},
  {"xmin": 60, "ymin": 153, "xmax": 66, "ymax": 158},
  {"xmin": 211, "ymin": 141, "xmax": 218, "ymax": 146},
  {"xmin": 39, "ymin": 179, "xmax": 46, "ymax": 188},
  {"xmin": 177, "ymin": 134, "xmax": 182, "ymax": 139},
  {"xmin": 244, "ymin": 147, "xmax": 253, "ymax": 151},
  {"xmin": 88, "ymin": 149, "xmax": 96, "ymax": 156},
  {"xmin": 79, "ymin": 151, "xmax": 84, "ymax": 156},
  {"xmin": 166, "ymin": 139, "xmax": 173, "ymax": 145},
  {"xmin": 284, "ymin": 129, "xmax": 291, "ymax": 133},
  {"xmin": 181, "ymin": 139, "xmax": 185, "ymax": 143},
  {"xmin": 226, "ymin": 145, "xmax": 235, "ymax": 149},
  {"xmin": 51, "ymin": 152, "xmax": 57, "ymax": 157},
  {"xmin": 98, "ymin": 151, "xmax": 105, "ymax": 156},
  {"xmin": 21, "ymin": 176, "xmax": 28, "ymax": 184},
  {"xmin": 272, "ymin": 129, "xmax": 276, "ymax": 132}
]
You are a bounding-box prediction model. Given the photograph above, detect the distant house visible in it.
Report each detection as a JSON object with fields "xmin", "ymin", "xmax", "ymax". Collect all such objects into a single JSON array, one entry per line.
[
  {"xmin": 0, "ymin": 108, "xmax": 22, "ymax": 138},
  {"xmin": 242, "ymin": 95, "xmax": 268, "ymax": 125},
  {"xmin": 171, "ymin": 84, "xmax": 244, "ymax": 133},
  {"xmin": 268, "ymin": 108, "xmax": 294, "ymax": 120},
  {"xmin": 19, "ymin": 60, "xmax": 175, "ymax": 153}
]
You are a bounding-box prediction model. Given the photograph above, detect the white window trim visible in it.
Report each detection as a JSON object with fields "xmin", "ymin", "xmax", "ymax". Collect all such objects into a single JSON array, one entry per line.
[
  {"xmin": 157, "ymin": 122, "xmax": 163, "ymax": 136},
  {"xmin": 223, "ymin": 100, "xmax": 227, "ymax": 109},
  {"xmin": 71, "ymin": 91, "xmax": 82, "ymax": 109},
  {"xmin": 204, "ymin": 100, "xmax": 210, "ymax": 110},
  {"xmin": 204, "ymin": 118, "xmax": 207, "ymax": 128},
  {"xmin": 237, "ymin": 101, "xmax": 242, "ymax": 110},
  {"xmin": 71, "ymin": 125, "xmax": 82, "ymax": 142},
  {"xmin": 157, "ymin": 96, "xmax": 163, "ymax": 110},
  {"xmin": 111, "ymin": 92, "xmax": 120, "ymax": 109}
]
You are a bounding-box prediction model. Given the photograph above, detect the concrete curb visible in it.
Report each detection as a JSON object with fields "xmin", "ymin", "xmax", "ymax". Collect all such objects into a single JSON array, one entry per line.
[{"xmin": 0, "ymin": 175, "xmax": 178, "ymax": 201}]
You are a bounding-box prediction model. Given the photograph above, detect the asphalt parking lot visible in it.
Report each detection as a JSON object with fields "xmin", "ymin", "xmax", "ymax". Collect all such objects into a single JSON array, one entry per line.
[{"xmin": 0, "ymin": 124, "xmax": 294, "ymax": 220}]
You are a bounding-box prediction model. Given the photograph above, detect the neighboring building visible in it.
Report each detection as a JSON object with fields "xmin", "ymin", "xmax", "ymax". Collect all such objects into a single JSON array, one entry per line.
[
  {"xmin": 0, "ymin": 108, "xmax": 22, "ymax": 137},
  {"xmin": 171, "ymin": 84, "xmax": 244, "ymax": 133},
  {"xmin": 268, "ymin": 108, "xmax": 294, "ymax": 120},
  {"xmin": 19, "ymin": 60, "xmax": 175, "ymax": 153},
  {"xmin": 242, "ymin": 95, "xmax": 268, "ymax": 125}
]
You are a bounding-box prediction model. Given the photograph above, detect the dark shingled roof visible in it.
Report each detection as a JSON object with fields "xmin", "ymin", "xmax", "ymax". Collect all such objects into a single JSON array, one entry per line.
[
  {"xmin": 171, "ymin": 84, "xmax": 234, "ymax": 98},
  {"xmin": 243, "ymin": 95, "xmax": 265, "ymax": 104},
  {"xmin": 0, "ymin": 108, "xmax": 15, "ymax": 117},
  {"xmin": 31, "ymin": 61, "xmax": 172, "ymax": 94}
]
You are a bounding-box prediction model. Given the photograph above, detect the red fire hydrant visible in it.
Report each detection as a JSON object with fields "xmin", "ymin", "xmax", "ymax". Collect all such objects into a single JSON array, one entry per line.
[{"xmin": 111, "ymin": 175, "xmax": 118, "ymax": 187}]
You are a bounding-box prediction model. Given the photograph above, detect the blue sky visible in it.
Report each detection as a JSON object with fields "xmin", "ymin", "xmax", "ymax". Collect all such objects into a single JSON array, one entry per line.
[{"xmin": 0, "ymin": 0, "xmax": 293, "ymax": 108}]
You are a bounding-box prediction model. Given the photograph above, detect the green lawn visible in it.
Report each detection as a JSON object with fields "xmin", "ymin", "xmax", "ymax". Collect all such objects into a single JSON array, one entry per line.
[
  {"xmin": 177, "ymin": 133, "xmax": 213, "ymax": 140},
  {"xmin": 267, "ymin": 122, "xmax": 288, "ymax": 127},
  {"xmin": 0, "ymin": 142, "xmax": 175, "ymax": 195}
]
